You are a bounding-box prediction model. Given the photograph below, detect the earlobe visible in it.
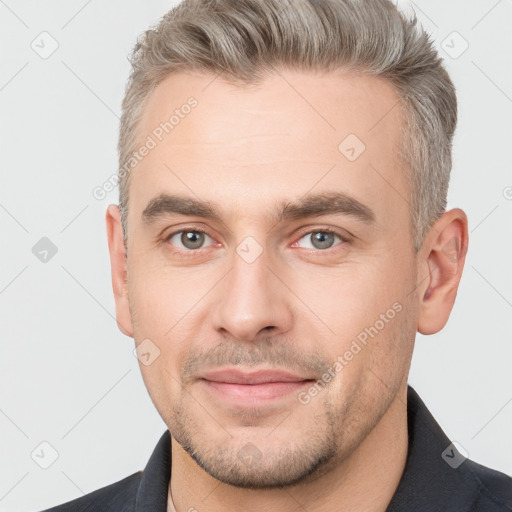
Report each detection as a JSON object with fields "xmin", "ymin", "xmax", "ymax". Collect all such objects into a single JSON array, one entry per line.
[
  {"xmin": 106, "ymin": 204, "xmax": 134, "ymax": 338},
  {"xmin": 417, "ymin": 209, "xmax": 468, "ymax": 335}
]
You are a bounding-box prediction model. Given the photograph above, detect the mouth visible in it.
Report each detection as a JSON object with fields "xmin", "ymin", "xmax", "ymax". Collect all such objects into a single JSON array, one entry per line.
[{"xmin": 200, "ymin": 368, "xmax": 316, "ymax": 403}]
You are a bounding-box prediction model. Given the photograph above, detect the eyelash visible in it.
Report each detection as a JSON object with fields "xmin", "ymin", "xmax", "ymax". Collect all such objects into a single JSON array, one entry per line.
[{"xmin": 163, "ymin": 226, "xmax": 348, "ymax": 257}]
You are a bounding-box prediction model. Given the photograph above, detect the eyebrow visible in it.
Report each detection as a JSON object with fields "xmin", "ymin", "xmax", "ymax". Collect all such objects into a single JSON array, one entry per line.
[{"xmin": 141, "ymin": 191, "xmax": 376, "ymax": 226}]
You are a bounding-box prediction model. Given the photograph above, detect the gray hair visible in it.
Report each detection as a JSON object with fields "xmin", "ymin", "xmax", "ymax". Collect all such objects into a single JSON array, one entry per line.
[{"xmin": 118, "ymin": 0, "xmax": 457, "ymax": 252}]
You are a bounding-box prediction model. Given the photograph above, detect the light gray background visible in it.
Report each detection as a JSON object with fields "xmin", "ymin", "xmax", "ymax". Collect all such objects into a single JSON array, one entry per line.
[{"xmin": 1, "ymin": 1, "xmax": 511, "ymax": 511}]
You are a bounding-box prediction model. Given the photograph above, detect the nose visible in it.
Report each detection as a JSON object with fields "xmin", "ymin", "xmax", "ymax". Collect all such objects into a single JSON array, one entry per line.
[{"xmin": 211, "ymin": 243, "xmax": 294, "ymax": 343}]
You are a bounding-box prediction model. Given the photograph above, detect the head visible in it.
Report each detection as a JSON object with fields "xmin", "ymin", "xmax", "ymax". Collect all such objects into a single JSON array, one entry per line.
[{"xmin": 107, "ymin": 0, "xmax": 468, "ymax": 489}]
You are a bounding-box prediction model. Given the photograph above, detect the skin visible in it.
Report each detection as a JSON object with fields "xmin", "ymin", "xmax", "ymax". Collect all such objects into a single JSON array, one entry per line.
[{"xmin": 106, "ymin": 69, "xmax": 468, "ymax": 512}]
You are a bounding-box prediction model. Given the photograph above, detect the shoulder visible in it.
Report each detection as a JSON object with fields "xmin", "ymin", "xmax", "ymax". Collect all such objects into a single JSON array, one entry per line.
[
  {"xmin": 36, "ymin": 471, "xmax": 142, "ymax": 512},
  {"xmin": 463, "ymin": 458, "xmax": 512, "ymax": 511}
]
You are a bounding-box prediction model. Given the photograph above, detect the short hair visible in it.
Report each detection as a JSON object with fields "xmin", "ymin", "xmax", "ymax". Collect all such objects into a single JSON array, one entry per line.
[{"xmin": 117, "ymin": 0, "xmax": 457, "ymax": 252}]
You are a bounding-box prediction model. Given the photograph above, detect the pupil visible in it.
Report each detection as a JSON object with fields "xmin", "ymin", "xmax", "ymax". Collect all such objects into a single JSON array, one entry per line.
[
  {"xmin": 312, "ymin": 232, "xmax": 334, "ymax": 249},
  {"xmin": 182, "ymin": 231, "xmax": 204, "ymax": 249}
]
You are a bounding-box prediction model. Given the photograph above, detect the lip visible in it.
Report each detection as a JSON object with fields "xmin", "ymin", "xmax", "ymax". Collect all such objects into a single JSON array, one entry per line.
[
  {"xmin": 200, "ymin": 368, "xmax": 315, "ymax": 404},
  {"xmin": 201, "ymin": 368, "xmax": 312, "ymax": 384}
]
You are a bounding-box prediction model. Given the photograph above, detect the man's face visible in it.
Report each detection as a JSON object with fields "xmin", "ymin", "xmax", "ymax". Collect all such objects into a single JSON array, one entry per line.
[{"xmin": 121, "ymin": 70, "xmax": 420, "ymax": 488}]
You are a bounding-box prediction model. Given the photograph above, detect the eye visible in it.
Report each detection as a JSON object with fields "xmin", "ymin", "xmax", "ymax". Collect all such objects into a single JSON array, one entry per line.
[
  {"xmin": 295, "ymin": 229, "xmax": 344, "ymax": 250},
  {"xmin": 163, "ymin": 227, "xmax": 347, "ymax": 255},
  {"xmin": 166, "ymin": 229, "xmax": 214, "ymax": 251}
]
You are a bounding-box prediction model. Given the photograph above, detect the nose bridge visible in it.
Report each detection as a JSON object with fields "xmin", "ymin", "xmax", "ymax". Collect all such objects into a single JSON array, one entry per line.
[{"xmin": 211, "ymin": 240, "xmax": 292, "ymax": 341}]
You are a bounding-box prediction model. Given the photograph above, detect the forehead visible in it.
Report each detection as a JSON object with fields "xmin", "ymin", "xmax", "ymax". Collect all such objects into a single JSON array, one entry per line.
[{"xmin": 128, "ymin": 69, "xmax": 408, "ymax": 228}]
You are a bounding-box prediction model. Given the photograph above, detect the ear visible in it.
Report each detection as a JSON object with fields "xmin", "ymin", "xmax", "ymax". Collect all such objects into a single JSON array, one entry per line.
[
  {"xmin": 106, "ymin": 204, "xmax": 134, "ymax": 337},
  {"xmin": 417, "ymin": 208, "xmax": 469, "ymax": 335}
]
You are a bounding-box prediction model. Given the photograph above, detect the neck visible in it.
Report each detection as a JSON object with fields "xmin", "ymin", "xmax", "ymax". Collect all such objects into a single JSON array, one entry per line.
[{"xmin": 169, "ymin": 385, "xmax": 408, "ymax": 512}]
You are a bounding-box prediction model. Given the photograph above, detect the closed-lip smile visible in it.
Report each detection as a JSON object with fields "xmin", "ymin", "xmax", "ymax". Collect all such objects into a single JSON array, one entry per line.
[
  {"xmin": 200, "ymin": 368, "xmax": 315, "ymax": 404},
  {"xmin": 201, "ymin": 368, "xmax": 313, "ymax": 384}
]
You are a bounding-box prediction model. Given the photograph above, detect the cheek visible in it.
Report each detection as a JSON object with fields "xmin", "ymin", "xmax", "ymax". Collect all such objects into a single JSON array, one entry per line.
[
  {"xmin": 291, "ymin": 257, "xmax": 413, "ymax": 374},
  {"xmin": 299, "ymin": 263, "xmax": 404, "ymax": 335},
  {"xmin": 138, "ymin": 358, "xmax": 183, "ymax": 428},
  {"xmin": 127, "ymin": 257, "xmax": 207, "ymax": 334},
  {"xmin": 128, "ymin": 261, "xmax": 210, "ymax": 377}
]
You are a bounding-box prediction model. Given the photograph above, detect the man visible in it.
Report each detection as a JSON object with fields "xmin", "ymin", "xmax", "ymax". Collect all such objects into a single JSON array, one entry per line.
[{"xmin": 40, "ymin": 0, "xmax": 512, "ymax": 510}]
